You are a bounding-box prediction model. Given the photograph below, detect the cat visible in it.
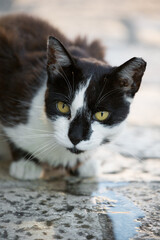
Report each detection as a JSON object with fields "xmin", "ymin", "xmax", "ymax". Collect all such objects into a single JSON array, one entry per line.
[{"xmin": 0, "ymin": 14, "xmax": 146, "ymax": 179}]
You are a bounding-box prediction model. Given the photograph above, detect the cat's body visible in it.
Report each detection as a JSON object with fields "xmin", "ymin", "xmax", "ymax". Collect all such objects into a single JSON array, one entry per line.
[{"xmin": 0, "ymin": 14, "xmax": 146, "ymax": 179}]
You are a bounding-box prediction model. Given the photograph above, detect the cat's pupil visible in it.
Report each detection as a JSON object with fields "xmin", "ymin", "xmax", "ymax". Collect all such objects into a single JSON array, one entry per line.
[
  {"xmin": 101, "ymin": 112, "xmax": 103, "ymax": 117},
  {"xmin": 62, "ymin": 104, "xmax": 65, "ymax": 109}
]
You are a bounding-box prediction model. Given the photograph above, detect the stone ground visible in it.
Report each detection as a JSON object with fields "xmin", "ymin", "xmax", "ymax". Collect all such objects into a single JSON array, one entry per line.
[{"xmin": 0, "ymin": 0, "xmax": 160, "ymax": 239}]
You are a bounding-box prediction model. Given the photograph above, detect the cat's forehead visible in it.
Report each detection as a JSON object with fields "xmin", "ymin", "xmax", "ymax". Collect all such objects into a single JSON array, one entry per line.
[
  {"xmin": 70, "ymin": 75, "xmax": 92, "ymax": 118},
  {"xmin": 74, "ymin": 60, "xmax": 112, "ymax": 91},
  {"xmin": 71, "ymin": 74, "xmax": 110, "ymax": 116},
  {"xmin": 73, "ymin": 58, "xmax": 112, "ymax": 96},
  {"xmin": 75, "ymin": 58, "xmax": 111, "ymax": 78},
  {"xmin": 70, "ymin": 60, "xmax": 113, "ymax": 116}
]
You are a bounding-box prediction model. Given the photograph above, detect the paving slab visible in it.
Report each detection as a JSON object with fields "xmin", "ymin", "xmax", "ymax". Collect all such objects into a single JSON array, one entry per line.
[{"xmin": 0, "ymin": 161, "xmax": 160, "ymax": 240}]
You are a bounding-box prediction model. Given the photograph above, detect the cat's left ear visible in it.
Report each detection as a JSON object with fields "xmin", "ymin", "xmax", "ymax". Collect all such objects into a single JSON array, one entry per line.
[
  {"xmin": 113, "ymin": 57, "xmax": 146, "ymax": 96},
  {"xmin": 47, "ymin": 36, "xmax": 74, "ymax": 70}
]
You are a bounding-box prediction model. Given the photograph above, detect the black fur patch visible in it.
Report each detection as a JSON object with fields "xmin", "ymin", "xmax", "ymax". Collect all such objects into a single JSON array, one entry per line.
[
  {"xmin": 9, "ymin": 140, "xmax": 40, "ymax": 164},
  {"xmin": 0, "ymin": 14, "xmax": 146, "ymax": 162},
  {"xmin": 46, "ymin": 38, "xmax": 146, "ymax": 147},
  {"xmin": 46, "ymin": 53, "xmax": 146, "ymax": 135},
  {"xmin": 68, "ymin": 109, "xmax": 92, "ymax": 145}
]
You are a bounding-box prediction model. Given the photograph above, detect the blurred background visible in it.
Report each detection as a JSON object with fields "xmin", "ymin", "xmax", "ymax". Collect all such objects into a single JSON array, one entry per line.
[
  {"xmin": 0, "ymin": 0, "xmax": 160, "ymax": 126},
  {"xmin": 0, "ymin": 0, "xmax": 160, "ymax": 179}
]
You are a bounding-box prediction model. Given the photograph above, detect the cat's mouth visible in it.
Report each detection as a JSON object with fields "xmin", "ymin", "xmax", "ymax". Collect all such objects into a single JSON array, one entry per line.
[{"xmin": 67, "ymin": 147, "xmax": 84, "ymax": 154}]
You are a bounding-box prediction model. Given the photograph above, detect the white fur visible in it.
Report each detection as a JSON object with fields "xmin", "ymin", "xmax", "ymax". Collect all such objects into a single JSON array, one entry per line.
[
  {"xmin": 77, "ymin": 155, "xmax": 101, "ymax": 177},
  {"xmin": 77, "ymin": 122, "xmax": 125, "ymax": 151},
  {"xmin": 10, "ymin": 158, "xmax": 43, "ymax": 180},
  {"xmin": 3, "ymin": 81, "xmax": 80, "ymax": 169},
  {"xmin": 125, "ymin": 96, "xmax": 133, "ymax": 104},
  {"xmin": 71, "ymin": 76, "xmax": 91, "ymax": 119},
  {"xmin": 3, "ymin": 75, "xmax": 124, "ymax": 179}
]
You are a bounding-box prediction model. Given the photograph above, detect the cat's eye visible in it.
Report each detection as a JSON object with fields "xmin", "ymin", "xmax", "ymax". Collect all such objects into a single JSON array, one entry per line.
[
  {"xmin": 57, "ymin": 101, "xmax": 70, "ymax": 114},
  {"xmin": 94, "ymin": 111, "xmax": 109, "ymax": 121}
]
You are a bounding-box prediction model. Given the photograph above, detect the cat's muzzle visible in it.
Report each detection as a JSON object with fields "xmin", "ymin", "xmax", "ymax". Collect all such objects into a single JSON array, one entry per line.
[{"xmin": 67, "ymin": 147, "xmax": 84, "ymax": 154}]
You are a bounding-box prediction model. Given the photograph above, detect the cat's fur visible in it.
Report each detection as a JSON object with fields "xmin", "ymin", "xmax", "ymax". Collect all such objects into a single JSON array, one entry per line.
[{"xmin": 0, "ymin": 14, "xmax": 146, "ymax": 179}]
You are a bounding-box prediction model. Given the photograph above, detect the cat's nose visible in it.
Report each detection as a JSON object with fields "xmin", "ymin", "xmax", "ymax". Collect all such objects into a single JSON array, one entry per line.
[
  {"xmin": 68, "ymin": 129, "xmax": 83, "ymax": 145},
  {"xmin": 68, "ymin": 113, "xmax": 91, "ymax": 146}
]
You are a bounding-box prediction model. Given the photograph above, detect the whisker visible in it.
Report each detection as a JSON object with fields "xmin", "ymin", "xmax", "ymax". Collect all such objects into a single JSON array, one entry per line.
[
  {"xmin": 54, "ymin": 65, "xmax": 73, "ymax": 100},
  {"xmin": 55, "ymin": 69, "xmax": 72, "ymax": 100},
  {"xmin": 12, "ymin": 134, "xmax": 52, "ymax": 141},
  {"xmin": 6, "ymin": 97, "xmax": 44, "ymax": 109},
  {"xmin": 97, "ymin": 77, "xmax": 109, "ymax": 102},
  {"xmin": 52, "ymin": 92, "xmax": 71, "ymax": 102},
  {"xmin": 72, "ymin": 71, "xmax": 75, "ymax": 93},
  {"xmin": 37, "ymin": 142, "xmax": 58, "ymax": 162},
  {"xmin": 33, "ymin": 142, "xmax": 58, "ymax": 161},
  {"xmin": 24, "ymin": 140, "xmax": 54, "ymax": 162},
  {"xmin": 97, "ymin": 88, "xmax": 122, "ymax": 105}
]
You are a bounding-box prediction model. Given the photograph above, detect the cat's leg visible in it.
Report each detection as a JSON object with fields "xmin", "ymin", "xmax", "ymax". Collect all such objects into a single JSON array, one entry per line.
[
  {"xmin": 10, "ymin": 159, "xmax": 43, "ymax": 180},
  {"xmin": 69, "ymin": 147, "xmax": 109, "ymax": 177},
  {"xmin": 70, "ymin": 156, "xmax": 101, "ymax": 177},
  {"xmin": 78, "ymin": 158, "xmax": 101, "ymax": 177},
  {"xmin": 9, "ymin": 142, "xmax": 43, "ymax": 180}
]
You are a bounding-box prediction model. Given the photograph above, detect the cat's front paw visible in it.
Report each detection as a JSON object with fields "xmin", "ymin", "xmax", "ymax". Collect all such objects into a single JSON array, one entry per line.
[
  {"xmin": 76, "ymin": 158, "xmax": 101, "ymax": 178},
  {"xmin": 10, "ymin": 159, "xmax": 43, "ymax": 180}
]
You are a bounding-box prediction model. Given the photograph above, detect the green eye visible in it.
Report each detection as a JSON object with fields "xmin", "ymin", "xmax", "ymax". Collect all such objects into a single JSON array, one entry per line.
[
  {"xmin": 57, "ymin": 101, "xmax": 70, "ymax": 114},
  {"xmin": 95, "ymin": 111, "xmax": 109, "ymax": 121}
]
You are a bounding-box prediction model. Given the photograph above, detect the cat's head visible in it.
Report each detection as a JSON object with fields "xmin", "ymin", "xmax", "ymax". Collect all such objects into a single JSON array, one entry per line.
[{"xmin": 45, "ymin": 36, "xmax": 146, "ymax": 154}]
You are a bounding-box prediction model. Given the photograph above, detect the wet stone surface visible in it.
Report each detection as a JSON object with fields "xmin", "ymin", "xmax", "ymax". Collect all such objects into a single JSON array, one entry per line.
[{"xmin": 0, "ymin": 162, "xmax": 160, "ymax": 240}]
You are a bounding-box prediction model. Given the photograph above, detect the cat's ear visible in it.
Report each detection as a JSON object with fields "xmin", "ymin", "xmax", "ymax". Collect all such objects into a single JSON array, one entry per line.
[
  {"xmin": 47, "ymin": 36, "xmax": 74, "ymax": 70},
  {"xmin": 113, "ymin": 57, "xmax": 146, "ymax": 96}
]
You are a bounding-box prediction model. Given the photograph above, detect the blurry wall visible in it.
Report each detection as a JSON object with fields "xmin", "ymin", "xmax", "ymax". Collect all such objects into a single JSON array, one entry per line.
[{"xmin": 0, "ymin": 0, "xmax": 160, "ymax": 126}]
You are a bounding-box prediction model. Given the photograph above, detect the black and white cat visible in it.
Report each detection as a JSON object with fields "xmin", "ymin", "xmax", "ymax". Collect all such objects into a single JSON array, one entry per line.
[{"xmin": 0, "ymin": 14, "xmax": 146, "ymax": 179}]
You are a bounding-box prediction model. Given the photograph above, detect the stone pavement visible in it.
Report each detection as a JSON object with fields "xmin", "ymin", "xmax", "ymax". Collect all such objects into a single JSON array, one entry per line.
[
  {"xmin": 0, "ymin": 0, "xmax": 160, "ymax": 239},
  {"xmin": 0, "ymin": 161, "xmax": 160, "ymax": 240}
]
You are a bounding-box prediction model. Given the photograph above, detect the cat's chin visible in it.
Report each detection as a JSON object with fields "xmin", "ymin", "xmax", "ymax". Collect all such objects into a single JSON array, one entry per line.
[{"xmin": 67, "ymin": 147, "xmax": 84, "ymax": 155}]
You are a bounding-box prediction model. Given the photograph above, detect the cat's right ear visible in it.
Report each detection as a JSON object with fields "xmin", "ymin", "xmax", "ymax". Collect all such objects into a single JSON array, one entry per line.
[{"xmin": 47, "ymin": 36, "xmax": 74, "ymax": 71}]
